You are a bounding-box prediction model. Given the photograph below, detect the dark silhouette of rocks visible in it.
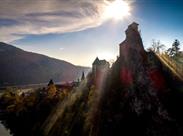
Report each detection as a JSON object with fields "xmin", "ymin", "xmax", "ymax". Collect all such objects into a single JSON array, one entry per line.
[{"xmin": 90, "ymin": 22, "xmax": 183, "ymax": 136}]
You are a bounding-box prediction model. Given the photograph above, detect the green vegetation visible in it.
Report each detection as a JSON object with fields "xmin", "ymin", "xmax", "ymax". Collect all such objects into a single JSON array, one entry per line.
[
  {"xmin": 148, "ymin": 39, "xmax": 183, "ymax": 75},
  {"xmin": 167, "ymin": 39, "xmax": 180, "ymax": 57},
  {"xmin": 0, "ymin": 82, "xmax": 71, "ymax": 136}
]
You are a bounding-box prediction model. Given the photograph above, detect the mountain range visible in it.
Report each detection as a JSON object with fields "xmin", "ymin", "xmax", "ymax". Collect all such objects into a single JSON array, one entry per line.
[{"xmin": 0, "ymin": 42, "xmax": 90, "ymax": 86}]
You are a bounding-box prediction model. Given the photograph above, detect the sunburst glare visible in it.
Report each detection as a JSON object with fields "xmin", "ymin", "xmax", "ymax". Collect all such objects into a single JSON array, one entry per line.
[{"xmin": 102, "ymin": 0, "xmax": 131, "ymax": 21}]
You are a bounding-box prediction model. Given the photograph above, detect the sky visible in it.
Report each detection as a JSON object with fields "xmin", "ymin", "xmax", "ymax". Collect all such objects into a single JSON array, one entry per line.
[{"xmin": 0, "ymin": 0, "xmax": 183, "ymax": 66}]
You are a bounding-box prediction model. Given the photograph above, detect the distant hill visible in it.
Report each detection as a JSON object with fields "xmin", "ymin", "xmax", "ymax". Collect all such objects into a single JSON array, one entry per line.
[{"xmin": 0, "ymin": 42, "xmax": 90, "ymax": 86}]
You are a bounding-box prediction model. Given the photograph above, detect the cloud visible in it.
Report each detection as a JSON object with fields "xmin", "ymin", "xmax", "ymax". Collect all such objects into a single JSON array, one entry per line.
[
  {"xmin": 0, "ymin": 0, "xmax": 112, "ymax": 42},
  {"xmin": 59, "ymin": 47, "xmax": 64, "ymax": 50}
]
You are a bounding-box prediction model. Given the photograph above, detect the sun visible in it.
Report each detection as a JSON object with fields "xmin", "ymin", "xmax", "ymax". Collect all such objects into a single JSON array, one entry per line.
[{"xmin": 103, "ymin": 0, "xmax": 131, "ymax": 20}]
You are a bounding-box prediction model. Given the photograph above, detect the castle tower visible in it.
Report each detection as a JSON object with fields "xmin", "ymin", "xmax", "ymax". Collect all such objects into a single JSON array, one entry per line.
[
  {"xmin": 92, "ymin": 57, "xmax": 100, "ymax": 78},
  {"xmin": 119, "ymin": 22, "xmax": 147, "ymax": 86},
  {"xmin": 92, "ymin": 57, "xmax": 109, "ymax": 88},
  {"xmin": 119, "ymin": 22, "xmax": 145, "ymax": 59}
]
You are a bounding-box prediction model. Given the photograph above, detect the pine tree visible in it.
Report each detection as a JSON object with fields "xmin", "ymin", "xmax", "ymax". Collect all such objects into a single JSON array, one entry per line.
[
  {"xmin": 167, "ymin": 39, "xmax": 180, "ymax": 57},
  {"xmin": 47, "ymin": 79, "xmax": 57, "ymax": 98},
  {"xmin": 172, "ymin": 39, "xmax": 180, "ymax": 56},
  {"xmin": 48, "ymin": 79, "xmax": 54, "ymax": 86},
  {"xmin": 81, "ymin": 71, "xmax": 85, "ymax": 81}
]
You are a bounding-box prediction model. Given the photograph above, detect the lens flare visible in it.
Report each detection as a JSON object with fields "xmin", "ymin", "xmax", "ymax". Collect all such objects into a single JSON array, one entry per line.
[
  {"xmin": 156, "ymin": 53, "xmax": 183, "ymax": 80},
  {"xmin": 103, "ymin": 0, "xmax": 131, "ymax": 20}
]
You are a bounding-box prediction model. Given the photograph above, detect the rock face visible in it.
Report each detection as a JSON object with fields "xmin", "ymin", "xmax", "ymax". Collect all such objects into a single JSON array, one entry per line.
[{"xmin": 91, "ymin": 22, "xmax": 183, "ymax": 136}]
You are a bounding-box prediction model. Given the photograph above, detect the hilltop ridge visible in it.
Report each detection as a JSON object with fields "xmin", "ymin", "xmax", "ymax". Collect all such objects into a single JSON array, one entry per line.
[{"xmin": 0, "ymin": 42, "xmax": 90, "ymax": 86}]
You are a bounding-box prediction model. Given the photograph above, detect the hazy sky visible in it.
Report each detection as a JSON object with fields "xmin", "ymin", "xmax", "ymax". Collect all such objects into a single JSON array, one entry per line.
[{"xmin": 0, "ymin": 0, "xmax": 183, "ymax": 66}]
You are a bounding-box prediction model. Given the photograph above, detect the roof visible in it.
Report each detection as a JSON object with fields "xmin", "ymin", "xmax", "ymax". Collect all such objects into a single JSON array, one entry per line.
[
  {"xmin": 92, "ymin": 57, "xmax": 109, "ymax": 66},
  {"xmin": 129, "ymin": 22, "xmax": 139, "ymax": 27},
  {"xmin": 99, "ymin": 60, "xmax": 109, "ymax": 65},
  {"xmin": 93, "ymin": 57, "xmax": 100, "ymax": 65},
  {"xmin": 127, "ymin": 22, "xmax": 139, "ymax": 31}
]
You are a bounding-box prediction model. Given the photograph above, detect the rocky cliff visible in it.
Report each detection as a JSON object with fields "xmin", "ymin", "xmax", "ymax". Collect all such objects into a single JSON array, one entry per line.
[{"xmin": 91, "ymin": 22, "xmax": 183, "ymax": 136}]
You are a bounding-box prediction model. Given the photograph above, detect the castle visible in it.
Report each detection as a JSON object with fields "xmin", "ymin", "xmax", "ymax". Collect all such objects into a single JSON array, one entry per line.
[
  {"xmin": 92, "ymin": 57, "xmax": 109, "ymax": 88},
  {"xmin": 119, "ymin": 22, "xmax": 145, "ymax": 59},
  {"xmin": 92, "ymin": 22, "xmax": 144, "ymax": 87}
]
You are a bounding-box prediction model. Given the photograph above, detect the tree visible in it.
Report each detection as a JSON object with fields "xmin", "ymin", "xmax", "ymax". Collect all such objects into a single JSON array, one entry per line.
[
  {"xmin": 81, "ymin": 71, "xmax": 85, "ymax": 81},
  {"xmin": 48, "ymin": 79, "xmax": 54, "ymax": 86},
  {"xmin": 150, "ymin": 39, "xmax": 165, "ymax": 53},
  {"xmin": 167, "ymin": 39, "xmax": 180, "ymax": 57},
  {"xmin": 47, "ymin": 79, "xmax": 57, "ymax": 98},
  {"xmin": 172, "ymin": 39, "xmax": 180, "ymax": 56}
]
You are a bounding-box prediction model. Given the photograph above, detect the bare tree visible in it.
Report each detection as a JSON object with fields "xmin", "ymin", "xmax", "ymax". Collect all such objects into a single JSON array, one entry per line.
[{"xmin": 150, "ymin": 39, "xmax": 165, "ymax": 53}]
